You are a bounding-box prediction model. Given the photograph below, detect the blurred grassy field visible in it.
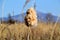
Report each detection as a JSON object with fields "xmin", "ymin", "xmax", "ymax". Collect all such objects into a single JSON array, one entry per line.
[{"xmin": 0, "ymin": 22, "xmax": 60, "ymax": 40}]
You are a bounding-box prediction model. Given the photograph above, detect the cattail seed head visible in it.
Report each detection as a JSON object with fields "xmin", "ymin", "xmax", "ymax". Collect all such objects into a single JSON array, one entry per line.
[{"xmin": 25, "ymin": 7, "xmax": 37, "ymax": 27}]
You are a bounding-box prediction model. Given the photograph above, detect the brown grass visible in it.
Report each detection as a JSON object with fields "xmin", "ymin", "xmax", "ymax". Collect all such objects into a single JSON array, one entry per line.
[{"xmin": 0, "ymin": 22, "xmax": 60, "ymax": 40}]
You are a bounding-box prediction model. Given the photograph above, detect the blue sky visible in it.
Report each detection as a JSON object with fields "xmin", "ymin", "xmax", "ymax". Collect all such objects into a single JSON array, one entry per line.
[{"xmin": 0, "ymin": 0, "xmax": 60, "ymax": 17}]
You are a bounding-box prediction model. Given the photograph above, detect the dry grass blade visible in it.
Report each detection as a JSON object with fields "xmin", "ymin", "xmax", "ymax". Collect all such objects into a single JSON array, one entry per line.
[{"xmin": 50, "ymin": 15, "xmax": 60, "ymax": 40}]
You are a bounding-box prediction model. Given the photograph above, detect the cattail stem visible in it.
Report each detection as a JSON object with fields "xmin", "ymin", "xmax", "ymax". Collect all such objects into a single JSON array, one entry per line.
[{"xmin": 27, "ymin": 27, "xmax": 32, "ymax": 40}]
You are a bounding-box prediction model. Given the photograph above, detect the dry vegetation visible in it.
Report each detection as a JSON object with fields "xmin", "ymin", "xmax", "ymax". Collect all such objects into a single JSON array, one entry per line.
[{"xmin": 0, "ymin": 22, "xmax": 60, "ymax": 40}]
